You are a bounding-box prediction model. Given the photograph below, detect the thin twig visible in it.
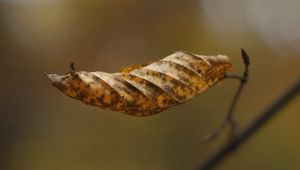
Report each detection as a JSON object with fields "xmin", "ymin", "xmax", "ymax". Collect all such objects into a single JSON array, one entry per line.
[
  {"xmin": 69, "ymin": 62, "xmax": 76, "ymax": 75},
  {"xmin": 197, "ymin": 78, "xmax": 300, "ymax": 170},
  {"xmin": 203, "ymin": 49, "xmax": 250, "ymax": 141}
]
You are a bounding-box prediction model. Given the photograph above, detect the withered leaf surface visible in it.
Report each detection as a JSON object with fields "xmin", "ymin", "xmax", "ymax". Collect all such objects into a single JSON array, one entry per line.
[{"xmin": 47, "ymin": 51, "xmax": 232, "ymax": 116}]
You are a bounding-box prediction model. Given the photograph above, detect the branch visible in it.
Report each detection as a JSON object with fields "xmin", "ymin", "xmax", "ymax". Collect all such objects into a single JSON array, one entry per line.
[
  {"xmin": 203, "ymin": 49, "xmax": 250, "ymax": 141},
  {"xmin": 197, "ymin": 78, "xmax": 300, "ymax": 170}
]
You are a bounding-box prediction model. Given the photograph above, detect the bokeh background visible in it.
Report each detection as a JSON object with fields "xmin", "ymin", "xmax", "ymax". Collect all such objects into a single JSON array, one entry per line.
[{"xmin": 1, "ymin": 0, "xmax": 300, "ymax": 170}]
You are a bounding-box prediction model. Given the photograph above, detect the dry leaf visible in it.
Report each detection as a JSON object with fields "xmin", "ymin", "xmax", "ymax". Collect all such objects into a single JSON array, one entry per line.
[{"xmin": 46, "ymin": 51, "xmax": 232, "ymax": 116}]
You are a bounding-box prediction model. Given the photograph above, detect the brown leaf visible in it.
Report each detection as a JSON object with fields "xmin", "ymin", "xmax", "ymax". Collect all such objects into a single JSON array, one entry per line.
[{"xmin": 46, "ymin": 51, "xmax": 232, "ymax": 116}]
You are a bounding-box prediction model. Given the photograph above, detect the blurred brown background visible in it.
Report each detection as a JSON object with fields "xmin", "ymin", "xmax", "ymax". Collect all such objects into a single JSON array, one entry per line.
[{"xmin": 0, "ymin": 0, "xmax": 300, "ymax": 170}]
